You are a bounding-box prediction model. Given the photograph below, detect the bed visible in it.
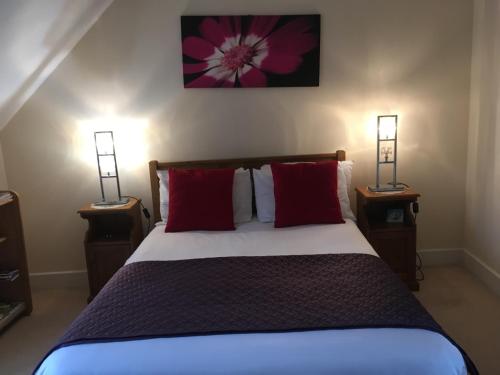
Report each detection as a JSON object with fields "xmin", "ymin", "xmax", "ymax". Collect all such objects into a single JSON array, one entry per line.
[{"xmin": 35, "ymin": 151, "xmax": 475, "ymax": 375}]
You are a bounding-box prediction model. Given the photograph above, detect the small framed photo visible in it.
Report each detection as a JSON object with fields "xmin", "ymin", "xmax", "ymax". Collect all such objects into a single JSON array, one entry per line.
[{"xmin": 386, "ymin": 208, "xmax": 404, "ymax": 223}]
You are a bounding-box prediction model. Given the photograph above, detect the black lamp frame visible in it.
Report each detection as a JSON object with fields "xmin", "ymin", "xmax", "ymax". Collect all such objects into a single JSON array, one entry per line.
[
  {"xmin": 93, "ymin": 131, "xmax": 129, "ymax": 206},
  {"xmin": 368, "ymin": 115, "xmax": 405, "ymax": 192}
]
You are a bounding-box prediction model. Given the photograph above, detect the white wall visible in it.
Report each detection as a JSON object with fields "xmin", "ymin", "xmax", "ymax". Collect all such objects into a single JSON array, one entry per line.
[
  {"xmin": 0, "ymin": 0, "xmax": 112, "ymax": 130},
  {"xmin": 465, "ymin": 0, "xmax": 500, "ymax": 273},
  {"xmin": 0, "ymin": 0, "xmax": 473, "ymax": 273}
]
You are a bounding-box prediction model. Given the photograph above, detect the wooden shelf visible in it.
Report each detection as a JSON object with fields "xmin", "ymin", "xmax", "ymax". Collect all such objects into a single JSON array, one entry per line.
[
  {"xmin": 0, "ymin": 279, "xmax": 20, "ymax": 284},
  {"xmin": 0, "ymin": 302, "xmax": 26, "ymax": 331},
  {"xmin": 355, "ymin": 186, "xmax": 420, "ymax": 202},
  {"xmin": 0, "ymin": 274, "xmax": 20, "ymax": 283},
  {"xmin": 0, "ymin": 190, "xmax": 32, "ymax": 330}
]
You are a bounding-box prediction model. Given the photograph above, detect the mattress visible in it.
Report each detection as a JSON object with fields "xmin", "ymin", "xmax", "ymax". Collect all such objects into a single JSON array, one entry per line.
[{"xmin": 36, "ymin": 220, "xmax": 466, "ymax": 375}]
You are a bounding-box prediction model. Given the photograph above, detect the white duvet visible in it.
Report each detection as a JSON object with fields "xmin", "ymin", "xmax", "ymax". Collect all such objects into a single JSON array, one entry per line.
[
  {"xmin": 127, "ymin": 219, "xmax": 376, "ymax": 264},
  {"xmin": 37, "ymin": 220, "xmax": 466, "ymax": 375}
]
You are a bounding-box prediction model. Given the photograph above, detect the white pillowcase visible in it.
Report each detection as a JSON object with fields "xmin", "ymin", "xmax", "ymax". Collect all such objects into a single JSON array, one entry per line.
[
  {"xmin": 252, "ymin": 166, "xmax": 275, "ymax": 223},
  {"xmin": 253, "ymin": 161, "xmax": 355, "ymax": 222},
  {"xmin": 157, "ymin": 168, "xmax": 252, "ymax": 224}
]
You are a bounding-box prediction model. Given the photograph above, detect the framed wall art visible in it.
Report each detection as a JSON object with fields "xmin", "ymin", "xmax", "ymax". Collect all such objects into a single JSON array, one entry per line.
[{"xmin": 181, "ymin": 15, "xmax": 321, "ymax": 88}]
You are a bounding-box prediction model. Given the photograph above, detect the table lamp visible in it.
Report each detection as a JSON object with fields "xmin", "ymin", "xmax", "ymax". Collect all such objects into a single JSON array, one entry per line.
[
  {"xmin": 93, "ymin": 131, "xmax": 129, "ymax": 206},
  {"xmin": 368, "ymin": 115, "xmax": 405, "ymax": 192}
]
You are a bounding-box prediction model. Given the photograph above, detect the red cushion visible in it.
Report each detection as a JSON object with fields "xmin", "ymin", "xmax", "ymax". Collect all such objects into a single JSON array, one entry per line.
[
  {"xmin": 165, "ymin": 168, "xmax": 235, "ymax": 232},
  {"xmin": 271, "ymin": 161, "xmax": 345, "ymax": 228}
]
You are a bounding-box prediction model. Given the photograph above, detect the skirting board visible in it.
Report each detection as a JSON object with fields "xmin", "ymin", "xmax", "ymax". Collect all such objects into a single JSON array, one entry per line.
[
  {"xmin": 417, "ymin": 248, "xmax": 464, "ymax": 266},
  {"xmin": 30, "ymin": 270, "xmax": 87, "ymax": 291},
  {"xmin": 418, "ymin": 248, "xmax": 500, "ymax": 297},
  {"xmin": 463, "ymin": 250, "xmax": 500, "ymax": 297}
]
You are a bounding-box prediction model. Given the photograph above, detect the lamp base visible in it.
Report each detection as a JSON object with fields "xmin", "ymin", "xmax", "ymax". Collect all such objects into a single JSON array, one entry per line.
[
  {"xmin": 92, "ymin": 197, "xmax": 130, "ymax": 207},
  {"xmin": 368, "ymin": 184, "xmax": 406, "ymax": 192}
]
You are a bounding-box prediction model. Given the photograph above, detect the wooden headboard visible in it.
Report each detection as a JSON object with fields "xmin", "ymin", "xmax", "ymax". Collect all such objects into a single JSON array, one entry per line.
[{"xmin": 149, "ymin": 150, "xmax": 346, "ymax": 223}]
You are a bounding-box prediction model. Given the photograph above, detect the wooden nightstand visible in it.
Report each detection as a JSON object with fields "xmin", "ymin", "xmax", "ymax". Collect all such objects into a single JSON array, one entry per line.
[
  {"xmin": 355, "ymin": 186, "xmax": 420, "ymax": 291},
  {"xmin": 78, "ymin": 198, "xmax": 143, "ymax": 302}
]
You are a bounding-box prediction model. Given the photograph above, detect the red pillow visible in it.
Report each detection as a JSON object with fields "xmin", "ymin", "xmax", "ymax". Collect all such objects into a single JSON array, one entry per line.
[
  {"xmin": 165, "ymin": 168, "xmax": 235, "ymax": 232},
  {"xmin": 271, "ymin": 161, "xmax": 345, "ymax": 228}
]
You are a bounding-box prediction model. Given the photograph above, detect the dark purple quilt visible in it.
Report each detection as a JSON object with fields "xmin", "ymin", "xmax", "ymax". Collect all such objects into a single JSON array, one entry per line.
[{"xmin": 38, "ymin": 253, "xmax": 478, "ymax": 374}]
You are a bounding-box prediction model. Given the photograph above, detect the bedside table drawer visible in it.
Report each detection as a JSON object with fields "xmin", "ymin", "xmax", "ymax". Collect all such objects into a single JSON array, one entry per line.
[
  {"xmin": 86, "ymin": 243, "xmax": 132, "ymax": 300},
  {"xmin": 369, "ymin": 231, "xmax": 412, "ymax": 273}
]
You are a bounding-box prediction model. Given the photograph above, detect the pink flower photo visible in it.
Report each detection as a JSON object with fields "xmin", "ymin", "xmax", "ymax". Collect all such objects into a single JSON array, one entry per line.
[{"xmin": 181, "ymin": 15, "xmax": 320, "ymax": 88}]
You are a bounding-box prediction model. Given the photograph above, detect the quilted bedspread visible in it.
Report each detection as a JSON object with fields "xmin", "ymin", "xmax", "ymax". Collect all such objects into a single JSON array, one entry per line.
[{"xmin": 36, "ymin": 253, "xmax": 478, "ymax": 374}]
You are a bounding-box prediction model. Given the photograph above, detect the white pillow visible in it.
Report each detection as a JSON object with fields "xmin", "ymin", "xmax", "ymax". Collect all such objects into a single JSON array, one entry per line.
[
  {"xmin": 233, "ymin": 169, "xmax": 253, "ymax": 223},
  {"xmin": 337, "ymin": 161, "xmax": 355, "ymax": 220},
  {"xmin": 157, "ymin": 168, "xmax": 252, "ymax": 224},
  {"xmin": 253, "ymin": 161, "xmax": 355, "ymax": 223},
  {"xmin": 253, "ymin": 167, "xmax": 275, "ymax": 223}
]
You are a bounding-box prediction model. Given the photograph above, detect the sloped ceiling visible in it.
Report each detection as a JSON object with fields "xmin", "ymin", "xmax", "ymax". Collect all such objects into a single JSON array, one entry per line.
[{"xmin": 0, "ymin": 0, "xmax": 113, "ymax": 131}]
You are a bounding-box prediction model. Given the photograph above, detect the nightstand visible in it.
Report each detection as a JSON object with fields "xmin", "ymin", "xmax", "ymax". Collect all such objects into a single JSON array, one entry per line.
[
  {"xmin": 355, "ymin": 186, "xmax": 420, "ymax": 291},
  {"xmin": 78, "ymin": 198, "xmax": 144, "ymax": 302}
]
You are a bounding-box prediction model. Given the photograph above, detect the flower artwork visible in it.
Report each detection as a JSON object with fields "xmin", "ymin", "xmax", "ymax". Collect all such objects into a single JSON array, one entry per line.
[{"xmin": 181, "ymin": 15, "xmax": 320, "ymax": 88}]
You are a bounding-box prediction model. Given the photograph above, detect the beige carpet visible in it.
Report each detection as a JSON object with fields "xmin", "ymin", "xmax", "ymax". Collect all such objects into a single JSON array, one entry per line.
[
  {"xmin": 0, "ymin": 287, "xmax": 87, "ymax": 375},
  {"xmin": 415, "ymin": 266, "xmax": 500, "ymax": 375},
  {"xmin": 0, "ymin": 265, "xmax": 499, "ymax": 374}
]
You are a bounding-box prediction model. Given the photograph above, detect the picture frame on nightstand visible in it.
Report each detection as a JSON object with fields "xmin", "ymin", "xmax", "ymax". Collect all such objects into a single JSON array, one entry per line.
[{"xmin": 386, "ymin": 208, "xmax": 405, "ymax": 223}]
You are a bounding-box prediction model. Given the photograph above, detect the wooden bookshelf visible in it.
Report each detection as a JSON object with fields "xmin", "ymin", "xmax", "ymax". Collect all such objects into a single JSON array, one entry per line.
[
  {"xmin": 0, "ymin": 191, "xmax": 32, "ymax": 331},
  {"xmin": 0, "ymin": 302, "xmax": 26, "ymax": 331}
]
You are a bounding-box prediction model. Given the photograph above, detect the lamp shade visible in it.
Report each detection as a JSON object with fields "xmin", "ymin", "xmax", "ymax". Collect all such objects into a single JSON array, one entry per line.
[
  {"xmin": 93, "ymin": 130, "xmax": 128, "ymax": 206},
  {"xmin": 378, "ymin": 115, "xmax": 397, "ymax": 140},
  {"xmin": 368, "ymin": 114, "xmax": 403, "ymax": 192},
  {"xmin": 98, "ymin": 155, "xmax": 116, "ymax": 177},
  {"xmin": 95, "ymin": 131, "xmax": 115, "ymax": 155}
]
